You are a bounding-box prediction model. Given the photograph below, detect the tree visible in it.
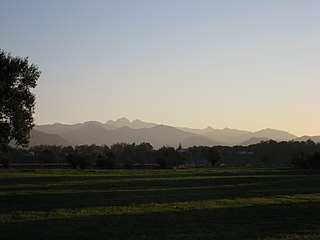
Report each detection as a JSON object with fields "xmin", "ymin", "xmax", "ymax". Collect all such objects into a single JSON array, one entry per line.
[
  {"xmin": 207, "ymin": 147, "xmax": 222, "ymax": 167},
  {"xmin": 291, "ymin": 152, "xmax": 307, "ymax": 169},
  {"xmin": 156, "ymin": 146, "xmax": 184, "ymax": 169},
  {"xmin": 65, "ymin": 154, "xmax": 78, "ymax": 169},
  {"xmin": 65, "ymin": 154, "xmax": 90, "ymax": 169},
  {"xmin": 308, "ymin": 152, "xmax": 320, "ymax": 169},
  {"xmin": 39, "ymin": 149, "xmax": 56, "ymax": 164},
  {"xmin": 96, "ymin": 152, "xmax": 116, "ymax": 169},
  {"xmin": 0, "ymin": 49, "xmax": 40, "ymax": 167}
]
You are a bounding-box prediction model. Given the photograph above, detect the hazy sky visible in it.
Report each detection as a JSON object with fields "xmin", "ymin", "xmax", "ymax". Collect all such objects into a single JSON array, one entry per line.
[{"xmin": 1, "ymin": 0, "xmax": 319, "ymax": 136}]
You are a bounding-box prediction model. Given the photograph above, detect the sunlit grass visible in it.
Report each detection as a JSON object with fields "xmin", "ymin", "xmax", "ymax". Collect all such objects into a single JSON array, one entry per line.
[{"xmin": 1, "ymin": 193, "xmax": 320, "ymax": 224}]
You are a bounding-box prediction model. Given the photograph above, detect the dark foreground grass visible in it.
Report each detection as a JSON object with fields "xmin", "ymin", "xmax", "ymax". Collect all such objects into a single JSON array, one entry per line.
[{"xmin": 1, "ymin": 168, "xmax": 320, "ymax": 240}]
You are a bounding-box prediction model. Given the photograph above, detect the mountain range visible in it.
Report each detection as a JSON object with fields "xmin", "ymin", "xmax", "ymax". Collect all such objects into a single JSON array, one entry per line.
[{"xmin": 30, "ymin": 117, "xmax": 319, "ymax": 148}]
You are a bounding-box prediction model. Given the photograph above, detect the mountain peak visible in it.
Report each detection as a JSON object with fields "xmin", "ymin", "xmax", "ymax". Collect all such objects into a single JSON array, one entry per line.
[
  {"xmin": 106, "ymin": 117, "xmax": 131, "ymax": 127},
  {"xmin": 115, "ymin": 117, "xmax": 131, "ymax": 124},
  {"xmin": 131, "ymin": 119, "xmax": 158, "ymax": 129},
  {"xmin": 132, "ymin": 119, "xmax": 142, "ymax": 122},
  {"xmin": 241, "ymin": 137, "xmax": 270, "ymax": 146},
  {"xmin": 253, "ymin": 128, "xmax": 296, "ymax": 141},
  {"xmin": 84, "ymin": 121, "xmax": 104, "ymax": 126}
]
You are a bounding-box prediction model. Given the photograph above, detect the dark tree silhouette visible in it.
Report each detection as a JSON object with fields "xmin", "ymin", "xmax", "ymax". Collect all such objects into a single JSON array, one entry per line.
[
  {"xmin": 308, "ymin": 152, "xmax": 320, "ymax": 169},
  {"xmin": 40, "ymin": 149, "xmax": 56, "ymax": 163},
  {"xmin": 207, "ymin": 147, "xmax": 222, "ymax": 167},
  {"xmin": 0, "ymin": 49, "xmax": 40, "ymax": 167},
  {"xmin": 96, "ymin": 152, "xmax": 116, "ymax": 169}
]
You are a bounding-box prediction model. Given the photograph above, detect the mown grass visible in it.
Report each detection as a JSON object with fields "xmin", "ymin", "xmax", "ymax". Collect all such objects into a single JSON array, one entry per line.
[{"xmin": 1, "ymin": 168, "xmax": 320, "ymax": 239}]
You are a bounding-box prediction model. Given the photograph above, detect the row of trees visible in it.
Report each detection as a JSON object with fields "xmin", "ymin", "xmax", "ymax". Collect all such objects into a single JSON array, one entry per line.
[
  {"xmin": 4, "ymin": 143, "xmax": 222, "ymax": 169},
  {"xmin": 218, "ymin": 140, "xmax": 320, "ymax": 167},
  {"xmin": 3, "ymin": 139, "xmax": 320, "ymax": 169}
]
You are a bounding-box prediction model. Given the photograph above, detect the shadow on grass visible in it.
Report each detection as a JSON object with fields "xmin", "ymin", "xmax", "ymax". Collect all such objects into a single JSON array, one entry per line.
[
  {"xmin": 1, "ymin": 168, "xmax": 315, "ymax": 185},
  {"xmin": 1, "ymin": 174, "xmax": 320, "ymax": 214},
  {"xmin": 1, "ymin": 201, "xmax": 320, "ymax": 240}
]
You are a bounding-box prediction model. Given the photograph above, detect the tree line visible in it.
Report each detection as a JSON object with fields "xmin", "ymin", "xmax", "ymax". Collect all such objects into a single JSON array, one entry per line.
[
  {"xmin": 4, "ymin": 142, "xmax": 221, "ymax": 169},
  {"xmin": 220, "ymin": 139, "xmax": 320, "ymax": 168},
  {"xmin": 2, "ymin": 140, "xmax": 320, "ymax": 170}
]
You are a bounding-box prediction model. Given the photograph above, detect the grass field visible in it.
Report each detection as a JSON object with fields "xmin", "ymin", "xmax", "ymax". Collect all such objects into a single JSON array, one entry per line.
[{"xmin": 1, "ymin": 168, "xmax": 320, "ymax": 240}]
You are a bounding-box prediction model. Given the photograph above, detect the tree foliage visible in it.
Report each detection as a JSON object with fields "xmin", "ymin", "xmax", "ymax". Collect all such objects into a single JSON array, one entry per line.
[
  {"xmin": 156, "ymin": 146, "xmax": 187, "ymax": 169},
  {"xmin": 65, "ymin": 154, "xmax": 90, "ymax": 169},
  {"xmin": 292, "ymin": 151, "xmax": 320, "ymax": 169},
  {"xmin": 39, "ymin": 149, "xmax": 56, "ymax": 164},
  {"xmin": 4, "ymin": 140, "xmax": 320, "ymax": 170},
  {"xmin": 207, "ymin": 147, "xmax": 222, "ymax": 167},
  {"xmin": 0, "ymin": 49, "xmax": 40, "ymax": 153},
  {"xmin": 96, "ymin": 152, "xmax": 116, "ymax": 169}
]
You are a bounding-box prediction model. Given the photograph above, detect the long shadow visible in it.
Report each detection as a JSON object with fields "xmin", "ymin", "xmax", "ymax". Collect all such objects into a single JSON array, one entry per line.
[
  {"xmin": 1, "ymin": 168, "xmax": 315, "ymax": 186},
  {"xmin": 1, "ymin": 201, "xmax": 320, "ymax": 240},
  {"xmin": 3, "ymin": 169, "xmax": 319, "ymax": 192},
  {"xmin": 1, "ymin": 174, "xmax": 320, "ymax": 213},
  {"xmin": 1, "ymin": 174, "xmax": 298, "ymax": 192}
]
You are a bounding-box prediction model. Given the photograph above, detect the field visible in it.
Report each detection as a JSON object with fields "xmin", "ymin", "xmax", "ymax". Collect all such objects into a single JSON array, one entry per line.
[{"xmin": 1, "ymin": 168, "xmax": 320, "ymax": 240}]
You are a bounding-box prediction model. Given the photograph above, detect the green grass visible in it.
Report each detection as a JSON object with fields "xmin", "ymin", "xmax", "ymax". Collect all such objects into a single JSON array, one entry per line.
[{"xmin": 1, "ymin": 168, "xmax": 320, "ymax": 239}]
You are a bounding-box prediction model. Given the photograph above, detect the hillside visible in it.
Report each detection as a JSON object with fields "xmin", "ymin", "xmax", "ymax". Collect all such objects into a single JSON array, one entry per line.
[
  {"xmin": 240, "ymin": 137, "xmax": 270, "ymax": 146},
  {"xmin": 29, "ymin": 130, "xmax": 72, "ymax": 146}
]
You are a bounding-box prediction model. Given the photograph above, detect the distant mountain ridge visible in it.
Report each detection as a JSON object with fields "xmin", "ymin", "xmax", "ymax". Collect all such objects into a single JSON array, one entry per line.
[
  {"xmin": 180, "ymin": 127, "xmax": 296, "ymax": 146},
  {"xmin": 59, "ymin": 123, "xmax": 219, "ymax": 148},
  {"xmin": 240, "ymin": 137, "xmax": 270, "ymax": 146},
  {"xmin": 106, "ymin": 117, "xmax": 158, "ymax": 129},
  {"xmin": 294, "ymin": 136, "xmax": 320, "ymax": 143},
  {"xmin": 29, "ymin": 130, "xmax": 72, "ymax": 146},
  {"xmin": 31, "ymin": 117, "xmax": 314, "ymax": 148}
]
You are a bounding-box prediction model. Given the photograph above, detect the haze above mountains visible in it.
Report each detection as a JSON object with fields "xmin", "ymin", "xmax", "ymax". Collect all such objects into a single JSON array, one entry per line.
[{"xmin": 31, "ymin": 118, "xmax": 319, "ymax": 148}]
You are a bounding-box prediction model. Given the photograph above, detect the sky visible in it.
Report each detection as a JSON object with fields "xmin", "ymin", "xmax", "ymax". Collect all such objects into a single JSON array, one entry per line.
[{"xmin": 1, "ymin": 0, "xmax": 319, "ymax": 136}]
